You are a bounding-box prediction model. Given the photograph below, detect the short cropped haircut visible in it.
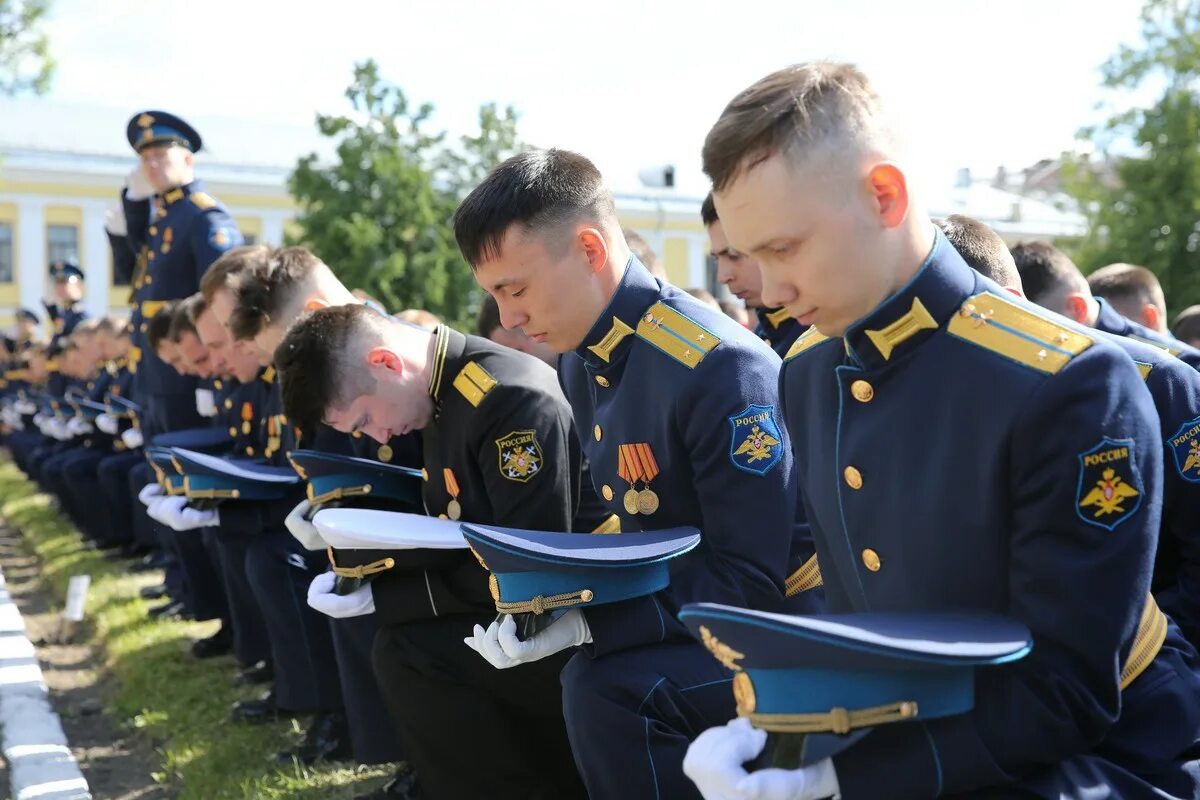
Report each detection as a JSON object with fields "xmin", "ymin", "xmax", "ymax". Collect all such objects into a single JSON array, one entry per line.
[
  {"xmin": 274, "ymin": 304, "xmax": 380, "ymax": 434},
  {"xmin": 936, "ymin": 215, "xmax": 1020, "ymax": 288},
  {"xmin": 703, "ymin": 61, "xmax": 884, "ymax": 192},
  {"xmin": 228, "ymin": 246, "xmax": 327, "ymax": 342},
  {"xmin": 624, "ymin": 228, "xmax": 665, "ymax": 278},
  {"xmin": 700, "ymin": 193, "xmax": 719, "ymax": 226},
  {"xmin": 1009, "ymin": 241, "xmax": 1086, "ymax": 306},
  {"xmin": 1173, "ymin": 305, "xmax": 1200, "ymax": 344},
  {"xmin": 168, "ymin": 295, "xmax": 201, "ymax": 342},
  {"xmin": 199, "ymin": 244, "xmax": 272, "ymax": 304},
  {"xmin": 453, "ymin": 149, "xmax": 618, "ymax": 267},
  {"xmin": 1087, "ymin": 263, "xmax": 1166, "ymax": 317},
  {"xmin": 185, "ymin": 293, "xmax": 209, "ymax": 325},
  {"xmin": 146, "ymin": 301, "xmax": 178, "ymax": 353}
]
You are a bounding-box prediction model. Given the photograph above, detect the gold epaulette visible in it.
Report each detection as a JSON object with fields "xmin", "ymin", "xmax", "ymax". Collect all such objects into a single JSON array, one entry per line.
[
  {"xmin": 636, "ymin": 302, "xmax": 720, "ymax": 369},
  {"xmin": 947, "ymin": 291, "xmax": 1091, "ymax": 374},
  {"xmin": 1134, "ymin": 360, "xmax": 1154, "ymax": 381},
  {"xmin": 190, "ymin": 192, "xmax": 217, "ymax": 210},
  {"xmin": 453, "ymin": 360, "xmax": 498, "ymax": 407},
  {"xmin": 784, "ymin": 327, "xmax": 832, "ymax": 361},
  {"xmin": 784, "ymin": 554, "xmax": 823, "ymax": 597},
  {"xmin": 4, "ymin": 369, "xmax": 26, "ymax": 381},
  {"xmin": 1126, "ymin": 333, "xmax": 1182, "ymax": 357}
]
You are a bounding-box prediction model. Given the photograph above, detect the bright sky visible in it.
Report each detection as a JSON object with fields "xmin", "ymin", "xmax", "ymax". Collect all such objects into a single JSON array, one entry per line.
[{"xmin": 33, "ymin": 0, "xmax": 1148, "ymax": 193}]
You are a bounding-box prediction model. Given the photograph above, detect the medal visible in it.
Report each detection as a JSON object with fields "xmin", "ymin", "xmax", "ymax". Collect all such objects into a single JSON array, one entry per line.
[
  {"xmin": 618, "ymin": 446, "xmax": 640, "ymax": 514},
  {"xmin": 241, "ymin": 402, "xmax": 253, "ymax": 436},
  {"xmin": 444, "ymin": 468, "xmax": 462, "ymax": 520},
  {"xmin": 623, "ymin": 488, "xmax": 640, "ymax": 515},
  {"xmin": 377, "ymin": 444, "xmax": 393, "ymax": 462},
  {"xmin": 637, "ymin": 488, "xmax": 660, "ymax": 515}
]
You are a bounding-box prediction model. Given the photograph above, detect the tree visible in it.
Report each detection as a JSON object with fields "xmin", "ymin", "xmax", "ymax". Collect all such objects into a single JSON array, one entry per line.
[
  {"xmin": 0, "ymin": 0, "xmax": 54, "ymax": 95},
  {"xmin": 1062, "ymin": 0, "xmax": 1200, "ymax": 312},
  {"xmin": 288, "ymin": 60, "xmax": 523, "ymax": 325}
]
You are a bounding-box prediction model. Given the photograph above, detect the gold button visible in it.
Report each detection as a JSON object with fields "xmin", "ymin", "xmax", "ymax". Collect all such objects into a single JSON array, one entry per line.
[
  {"xmin": 862, "ymin": 548, "xmax": 881, "ymax": 572},
  {"xmin": 146, "ymin": 276, "xmax": 153, "ymax": 285},
  {"xmin": 595, "ymin": 375, "xmax": 610, "ymax": 388},
  {"xmin": 593, "ymin": 424, "xmax": 602, "ymax": 441},
  {"xmin": 245, "ymin": 446, "xmax": 255, "ymax": 456},
  {"xmin": 224, "ymin": 399, "xmax": 232, "ymax": 410},
  {"xmin": 602, "ymin": 484, "xmax": 614, "ymax": 501},
  {"xmin": 844, "ymin": 466, "xmax": 863, "ymax": 489},
  {"xmin": 227, "ymin": 426, "xmax": 236, "ymax": 436},
  {"xmin": 438, "ymin": 513, "xmax": 448, "ymax": 520},
  {"xmin": 140, "ymin": 323, "xmax": 148, "ymax": 333},
  {"xmin": 214, "ymin": 380, "xmax": 223, "ymax": 390},
  {"xmin": 149, "ymin": 226, "xmax": 158, "ymax": 235},
  {"xmin": 850, "ymin": 380, "xmax": 874, "ymax": 403}
]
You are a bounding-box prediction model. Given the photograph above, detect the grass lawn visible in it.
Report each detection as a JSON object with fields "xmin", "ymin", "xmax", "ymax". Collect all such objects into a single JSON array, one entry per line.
[{"xmin": 0, "ymin": 457, "xmax": 394, "ymax": 799}]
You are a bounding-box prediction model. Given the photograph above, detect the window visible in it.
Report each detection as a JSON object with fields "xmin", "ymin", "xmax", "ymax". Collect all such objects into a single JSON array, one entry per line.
[
  {"xmin": 47, "ymin": 225, "xmax": 78, "ymax": 265},
  {"xmin": 0, "ymin": 223, "xmax": 12, "ymax": 283}
]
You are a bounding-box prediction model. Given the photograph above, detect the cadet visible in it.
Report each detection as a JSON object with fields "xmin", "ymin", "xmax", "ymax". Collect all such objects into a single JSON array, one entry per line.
[
  {"xmin": 1088, "ymin": 261, "xmax": 1173, "ymax": 335},
  {"xmin": 693, "ymin": 60, "xmax": 1200, "ymax": 798},
  {"xmin": 1011, "ymin": 241, "xmax": 1200, "ymax": 369},
  {"xmin": 1005, "ymin": 238, "xmax": 1200, "ymax": 649},
  {"xmin": 702, "ymin": 193, "xmax": 805, "ymax": 356},
  {"xmin": 119, "ymin": 109, "xmax": 243, "ymax": 436},
  {"xmin": 455, "ymin": 148, "xmax": 817, "ymax": 800},
  {"xmin": 276, "ymin": 303, "xmax": 598, "ymax": 800},
  {"xmin": 44, "ymin": 262, "xmax": 87, "ymax": 348}
]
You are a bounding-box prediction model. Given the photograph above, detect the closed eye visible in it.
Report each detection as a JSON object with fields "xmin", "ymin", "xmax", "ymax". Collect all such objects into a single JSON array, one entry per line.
[{"xmin": 511, "ymin": 287, "xmax": 526, "ymax": 298}]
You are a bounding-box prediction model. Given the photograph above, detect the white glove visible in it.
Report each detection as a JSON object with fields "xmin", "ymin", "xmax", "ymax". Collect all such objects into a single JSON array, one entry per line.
[
  {"xmin": 153, "ymin": 495, "xmax": 219, "ymax": 531},
  {"xmin": 104, "ymin": 203, "xmax": 127, "ymax": 237},
  {"xmin": 195, "ymin": 388, "xmax": 217, "ymax": 418},
  {"xmin": 464, "ymin": 610, "xmax": 592, "ymax": 669},
  {"xmin": 145, "ymin": 494, "xmax": 171, "ymax": 524},
  {"xmin": 125, "ymin": 167, "xmax": 154, "ymax": 201},
  {"xmin": 138, "ymin": 482, "xmax": 163, "ymax": 506},
  {"xmin": 285, "ymin": 500, "xmax": 326, "ymax": 551},
  {"xmin": 96, "ymin": 413, "xmax": 119, "ymax": 435},
  {"xmin": 49, "ymin": 419, "xmax": 70, "ymax": 440},
  {"xmin": 306, "ymin": 571, "xmax": 375, "ymax": 618},
  {"xmin": 67, "ymin": 416, "xmax": 93, "ymax": 436},
  {"xmin": 121, "ymin": 427, "xmax": 143, "ymax": 449},
  {"xmin": 683, "ymin": 718, "xmax": 840, "ymax": 800},
  {"xmin": 15, "ymin": 400, "xmax": 36, "ymax": 415}
]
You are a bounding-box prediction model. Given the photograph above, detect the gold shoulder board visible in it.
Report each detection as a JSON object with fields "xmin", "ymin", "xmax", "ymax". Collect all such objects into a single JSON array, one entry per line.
[
  {"xmin": 947, "ymin": 291, "xmax": 1091, "ymax": 374},
  {"xmin": 784, "ymin": 326, "xmax": 832, "ymax": 361},
  {"xmin": 635, "ymin": 302, "xmax": 720, "ymax": 369},
  {"xmin": 190, "ymin": 192, "xmax": 217, "ymax": 210},
  {"xmin": 453, "ymin": 360, "xmax": 498, "ymax": 407}
]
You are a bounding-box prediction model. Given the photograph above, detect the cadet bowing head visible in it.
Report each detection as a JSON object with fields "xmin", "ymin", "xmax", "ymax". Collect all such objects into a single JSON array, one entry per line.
[
  {"xmin": 1173, "ymin": 305, "xmax": 1200, "ymax": 348},
  {"xmin": 147, "ymin": 301, "xmax": 180, "ymax": 366},
  {"xmin": 226, "ymin": 245, "xmax": 354, "ymax": 361},
  {"xmin": 169, "ymin": 295, "xmax": 214, "ymax": 379},
  {"xmin": 201, "ymin": 243, "xmax": 273, "ymax": 330},
  {"xmin": 1009, "ymin": 241, "xmax": 1094, "ymax": 324},
  {"xmin": 703, "ymin": 191, "xmax": 768, "ymax": 309},
  {"xmin": 935, "ymin": 215, "xmax": 1024, "ymax": 294},
  {"xmin": 454, "ymin": 148, "xmax": 628, "ymax": 354},
  {"xmin": 702, "ymin": 61, "xmax": 932, "ymax": 337},
  {"xmin": 1086, "ymin": 263, "xmax": 1168, "ymax": 334},
  {"xmin": 275, "ymin": 303, "xmax": 434, "ymax": 444}
]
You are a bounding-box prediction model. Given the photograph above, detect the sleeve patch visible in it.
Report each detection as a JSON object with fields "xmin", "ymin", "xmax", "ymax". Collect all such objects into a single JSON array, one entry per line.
[
  {"xmin": 728, "ymin": 404, "xmax": 783, "ymax": 476},
  {"xmin": 1077, "ymin": 438, "xmax": 1143, "ymax": 530},
  {"xmin": 209, "ymin": 226, "xmax": 236, "ymax": 252},
  {"xmin": 496, "ymin": 429, "xmax": 543, "ymax": 483},
  {"xmin": 1168, "ymin": 417, "xmax": 1200, "ymax": 483}
]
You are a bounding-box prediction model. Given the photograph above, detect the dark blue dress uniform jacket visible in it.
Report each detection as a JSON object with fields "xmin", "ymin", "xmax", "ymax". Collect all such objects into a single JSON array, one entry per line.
[
  {"xmin": 123, "ymin": 179, "xmax": 242, "ymax": 403},
  {"xmin": 1094, "ymin": 297, "xmax": 1200, "ymax": 371},
  {"xmin": 780, "ymin": 231, "xmax": 1200, "ymax": 798},
  {"xmin": 559, "ymin": 256, "xmax": 817, "ymax": 659},
  {"xmin": 753, "ymin": 306, "xmax": 806, "ymax": 358}
]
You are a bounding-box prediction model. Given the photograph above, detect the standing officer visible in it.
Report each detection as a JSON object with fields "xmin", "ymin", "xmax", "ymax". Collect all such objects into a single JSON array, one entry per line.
[
  {"xmin": 702, "ymin": 193, "xmax": 805, "ymax": 356},
  {"xmin": 687, "ymin": 61, "xmax": 1200, "ymax": 799},
  {"xmin": 120, "ymin": 110, "xmax": 243, "ymax": 437},
  {"xmin": 276, "ymin": 302, "xmax": 599, "ymax": 800},
  {"xmin": 45, "ymin": 262, "xmax": 87, "ymax": 348},
  {"xmin": 455, "ymin": 148, "xmax": 818, "ymax": 800}
]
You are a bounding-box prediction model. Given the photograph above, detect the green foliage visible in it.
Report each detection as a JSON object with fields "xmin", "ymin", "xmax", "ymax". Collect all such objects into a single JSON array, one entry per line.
[
  {"xmin": 288, "ymin": 60, "xmax": 523, "ymax": 326},
  {"xmin": 1062, "ymin": 0, "xmax": 1200, "ymax": 312},
  {"xmin": 0, "ymin": 460, "xmax": 394, "ymax": 798},
  {"xmin": 0, "ymin": 0, "xmax": 54, "ymax": 95}
]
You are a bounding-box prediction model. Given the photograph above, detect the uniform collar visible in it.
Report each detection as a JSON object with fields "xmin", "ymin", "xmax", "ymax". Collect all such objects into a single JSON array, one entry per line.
[
  {"xmin": 575, "ymin": 255, "xmax": 660, "ymax": 368},
  {"xmin": 160, "ymin": 179, "xmax": 204, "ymax": 207},
  {"xmin": 758, "ymin": 306, "xmax": 794, "ymax": 330},
  {"xmin": 1093, "ymin": 297, "xmax": 1135, "ymax": 338},
  {"xmin": 842, "ymin": 228, "xmax": 975, "ymax": 371},
  {"xmin": 427, "ymin": 324, "xmax": 463, "ymax": 419}
]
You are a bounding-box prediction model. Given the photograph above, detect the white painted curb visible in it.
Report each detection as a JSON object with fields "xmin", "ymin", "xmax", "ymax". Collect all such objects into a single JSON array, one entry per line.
[{"xmin": 0, "ymin": 569, "xmax": 90, "ymax": 799}]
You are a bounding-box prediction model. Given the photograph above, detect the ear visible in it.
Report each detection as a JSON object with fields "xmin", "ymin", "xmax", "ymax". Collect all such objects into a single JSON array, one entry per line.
[
  {"xmin": 1142, "ymin": 303, "xmax": 1162, "ymax": 332},
  {"xmin": 304, "ymin": 297, "xmax": 330, "ymax": 312},
  {"xmin": 1003, "ymin": 287, "xmax": 1027, "ymax": 300},
  {"xmin": 867, "ymin": 163, "xmax": 910, "ymax": 229},
  {"xmin": 579, "ymin": 227, "xmax": 610, "ymax": 274},
  {"xmin": 1064, "ymin": 293, "xmax": 1091, "ymax": 324},
  {"xmin": 366, "ymin": 346, "xmax": 404, "ymax": 375}
]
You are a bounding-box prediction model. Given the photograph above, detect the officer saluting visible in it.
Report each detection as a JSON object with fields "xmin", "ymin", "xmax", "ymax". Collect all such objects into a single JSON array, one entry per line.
[
  {"xmin": 121, "ymin": 110, "xmax": 243, "ymax": 435},
  {"xmin": 690, "ymin": 61, "xmax": 1200, "ymax": 799}
]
